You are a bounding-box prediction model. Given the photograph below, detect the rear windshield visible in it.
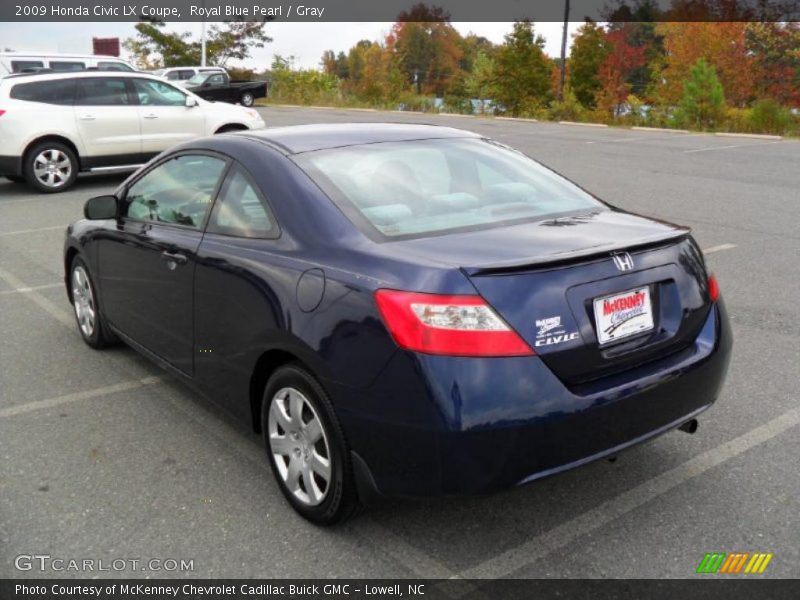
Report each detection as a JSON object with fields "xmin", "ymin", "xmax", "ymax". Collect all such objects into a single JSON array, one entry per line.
[{"xmin": 294, "ymin": 138, "xmax": 603, "ymax": 239}]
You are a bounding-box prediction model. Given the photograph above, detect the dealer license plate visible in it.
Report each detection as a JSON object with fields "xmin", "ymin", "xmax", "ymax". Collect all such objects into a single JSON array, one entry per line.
[{"xmin": 593, "ymin": 286, "xmax": 654, "ymax": 345}]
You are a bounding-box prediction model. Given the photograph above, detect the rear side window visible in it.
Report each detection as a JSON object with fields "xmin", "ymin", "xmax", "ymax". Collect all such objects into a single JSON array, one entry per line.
[
  {"xmin": 75, "ymin": 78, "xmax": 132, "ymax": 106},
  {"xmin": 178, "ymin": 70, "xmax": 195, "ymax": 80},
  {"xmin": 10, "ymin": 79, "xmax": 76, "ymax": 105},
  {"xmin": 11, "ymin": 60, "xmax": 44, "ymax": 73},
  {"xmin": 50, "ymin": 61, "xmax": 85, "ymax": 72},
  {"xmin": 206, "ymin": 166, "xmax": 278, "ymax": 238},
  {"xmin": 97, "ymin": 61, "xmax": 133, "ymax": 72},
  {"xmin": 165, "ymin": 71, "xmax": 181, "ymax": 80},
  {"xmin": 124, "ymin": 155, "xmax": 227, "ymax": 228}
]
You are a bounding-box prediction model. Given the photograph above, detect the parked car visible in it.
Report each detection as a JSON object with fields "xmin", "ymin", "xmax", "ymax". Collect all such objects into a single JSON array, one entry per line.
[
  {"xmin": 64, "ymin": 124, "xmax": 732, "ymax": 524},
  {"xmin": 0, "ymin": 71, "xmax": 265, "ymax": 192},
  {"xmin": 183, "ymin": 71, "xmax": 267, "ymax": 106},
  {"xmin": 150, "ymin": 66, "xmax": 226, "ymax": 83},
  {"xmin": 0, "ymin": 52, "xmax": 135, "ymax": 76}
]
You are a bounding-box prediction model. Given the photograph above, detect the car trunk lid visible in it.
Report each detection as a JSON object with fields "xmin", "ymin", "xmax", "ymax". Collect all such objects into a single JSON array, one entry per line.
[{"xmin": 465, "ymin": 235, "xmax": 712, "ymax": 386}]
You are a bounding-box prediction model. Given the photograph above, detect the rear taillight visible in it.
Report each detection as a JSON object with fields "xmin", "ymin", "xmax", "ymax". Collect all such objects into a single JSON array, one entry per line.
[
  {"xmin": 374, "ymin": 289, "xmax": 534, "ymax": 357},
  {"xmin": 0, "ymin": 110, "xmax": 5, "ymax": 117},
  {"xmin": 707, "ymin": 274, "xmax": 720, "ymax": 303}
]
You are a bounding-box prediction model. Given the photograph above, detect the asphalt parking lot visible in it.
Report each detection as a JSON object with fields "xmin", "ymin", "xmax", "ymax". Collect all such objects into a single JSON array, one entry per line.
[{"xmin": 1, "ymin": 107, "xmax": 799, "ymax": 579}]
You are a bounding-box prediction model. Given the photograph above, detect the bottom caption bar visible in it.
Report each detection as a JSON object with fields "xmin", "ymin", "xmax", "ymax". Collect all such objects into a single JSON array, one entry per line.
[{"xmin": 2, "ymin": 579, "xmax": 799, "ymax": 600}]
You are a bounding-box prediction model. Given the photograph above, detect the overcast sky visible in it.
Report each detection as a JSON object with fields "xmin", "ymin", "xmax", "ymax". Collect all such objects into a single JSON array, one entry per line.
[{"xmin": 0, "ymin": 21, "xmax": 579, "ymax": 70}]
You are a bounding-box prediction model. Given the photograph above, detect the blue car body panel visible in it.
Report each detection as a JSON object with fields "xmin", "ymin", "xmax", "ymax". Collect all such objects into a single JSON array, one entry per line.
[{"xmin": 64, "ymin": 124, "xmax": 732, "ymax": 498}]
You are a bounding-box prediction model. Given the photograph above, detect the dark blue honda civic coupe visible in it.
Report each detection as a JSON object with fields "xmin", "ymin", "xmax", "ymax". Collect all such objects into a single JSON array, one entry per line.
[{"xmin": 64, "ymin": 123, "xmax": 732, "ymax": 524}]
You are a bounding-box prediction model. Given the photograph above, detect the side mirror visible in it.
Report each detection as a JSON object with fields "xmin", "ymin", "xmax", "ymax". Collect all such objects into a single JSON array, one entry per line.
[
  {"xmin": 84, "ymin": 195, "xmax": 118, "ymax": 220},
  {"xmin": 185, "ymin": 95, "xmax": 198, "ymax": 108}
]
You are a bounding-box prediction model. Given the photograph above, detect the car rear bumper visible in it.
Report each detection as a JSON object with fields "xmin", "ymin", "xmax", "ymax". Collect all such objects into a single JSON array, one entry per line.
[
  {"xmin": 0, "ymin": 155, "xmax": 22, "ymax": 177},
  {"xmin": 329, "ymin": 298, "xmax": 732, "ymax": 498}
]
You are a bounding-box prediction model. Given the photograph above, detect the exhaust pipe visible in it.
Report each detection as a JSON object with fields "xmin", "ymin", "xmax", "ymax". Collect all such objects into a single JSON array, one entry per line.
[{"xmin": 678, "ymin": 419, "xmax": 699, "ymax": 434}]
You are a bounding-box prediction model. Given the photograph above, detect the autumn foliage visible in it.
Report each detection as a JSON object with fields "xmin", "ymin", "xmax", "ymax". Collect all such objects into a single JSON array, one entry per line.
[{"xmin": 297, "ymin": 4, "xmax": 800, "ymax": 134}]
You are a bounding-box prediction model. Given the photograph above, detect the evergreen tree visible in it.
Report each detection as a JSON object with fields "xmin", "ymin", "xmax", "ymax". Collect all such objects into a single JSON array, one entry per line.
[
  {"xmin": 568, "ymin": 21, "xmax": 610, "ymax": 108},
  {"xmin": 675, "ymin": 58, "xmax": 726, "ymax": 129},
  {"xmin": 493, "ymin": 21, "xmax": 552, "ymax": 115}
]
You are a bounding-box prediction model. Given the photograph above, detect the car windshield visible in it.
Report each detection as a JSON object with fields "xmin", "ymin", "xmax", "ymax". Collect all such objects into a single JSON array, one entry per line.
[
  {"xmin": 295, "ymin": 137, "xmax": 604, "ymax": 239},
  {"xmin": 186, "ymin": 73, "xmax": 207, "ymax": 86}
]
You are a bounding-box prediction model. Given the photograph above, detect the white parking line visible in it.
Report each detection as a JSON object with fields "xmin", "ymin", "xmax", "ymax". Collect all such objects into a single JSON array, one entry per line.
[
  {"xmin": 703, "ymin": 243, "xmax": 737, "ymax": 255},
  {"xmin": 0, "ymin": 265, "xmax": 73, "ymax": 327},
  {"xmin": 457, "ymin": 405, "xmax": 800, "ymax": 579},
  {"xmin": 586, "ymin": 136, "xmax": 645, "ymax": 144},
  {"xmin": 0, "ymin": 282, "xmax": 62, "ymax": 296},
  {"xmin": 0, "ymin": 225, "xmax": 65, "ymax": 237},
  {"xmin": 684, "ymin": 141, "xmax": 782, "ymax": 154},
  {"xmin": 0, "ymin": 377, "xmax": 161, "ymax": 419}
]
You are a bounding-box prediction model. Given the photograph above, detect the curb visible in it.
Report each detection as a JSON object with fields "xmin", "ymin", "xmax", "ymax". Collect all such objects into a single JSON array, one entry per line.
[
  {"xmin": 559, "ymin": 121, "xmax": 608, "ymax": 128},
  {"xmin": 714, "ymin": 132, "xmax": 783, "ymax": 141},
  {"xmin": 496, "ymin": 116, "xmax": 539, "ymax": 123},
  {"xmin": 258, "ymin": 105, "xmax": 791, "ymax": 139},
  {"xmin": 632, "ymin": 126, "xmax": 689, "ymax": 134}
]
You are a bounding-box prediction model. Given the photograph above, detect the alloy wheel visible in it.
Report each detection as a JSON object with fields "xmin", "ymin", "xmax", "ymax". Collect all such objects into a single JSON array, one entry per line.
[
  {"xmin": 33, "ymin": 149, "xmax": 72, "ymax": 189},
  {"xmin": 267, "ymin": 387, "xmax": 332, "ymax": 506},
  {"xmin": 72, "ymin": 265, "xmax": 96, "ymax": 337}
]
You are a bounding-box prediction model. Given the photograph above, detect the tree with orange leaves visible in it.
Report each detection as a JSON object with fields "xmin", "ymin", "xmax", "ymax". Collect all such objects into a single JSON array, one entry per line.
[
  {"xmin": 653, "ymin": 22, "xmax": 755, "ymax": 107},
  {"xmin": 595, "ymin": 28, "xmax": 647, "ymax": 117},
  {"xmin": 388, "ymin": 4, "xmax": 463, "ymax": 96}
]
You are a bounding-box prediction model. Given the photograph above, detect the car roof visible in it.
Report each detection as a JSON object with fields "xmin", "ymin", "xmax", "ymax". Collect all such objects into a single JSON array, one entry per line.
[
  {"xmin": 1, "ymin": 71, "xmax": 154, "ymax": 82},
  {"xmin": 237, "ymin": 123, "xmax": 481, "ymax": 154},
  {"xmin": 0, "ymin": 52, "xmax": 125, "ymax": 60}
]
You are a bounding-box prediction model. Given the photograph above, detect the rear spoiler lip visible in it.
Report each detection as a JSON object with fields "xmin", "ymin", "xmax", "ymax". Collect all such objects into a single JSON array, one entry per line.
[{"xmin": 462, "ymin": 228, "xmax": 691, "ymax": 277}]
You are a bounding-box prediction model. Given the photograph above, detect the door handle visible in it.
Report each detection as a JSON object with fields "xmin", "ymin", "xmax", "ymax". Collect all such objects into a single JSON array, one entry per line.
[
  {"xmin": 161, "ymin": 251, "xmax": 187, "ymax": 266},
  {"xmin": 79, "ymin": 114, "xmax": 96, "ymax": 120},
  {"xmin": 143, "ymin": 113, "xmax": 159, "ymax": 119}
]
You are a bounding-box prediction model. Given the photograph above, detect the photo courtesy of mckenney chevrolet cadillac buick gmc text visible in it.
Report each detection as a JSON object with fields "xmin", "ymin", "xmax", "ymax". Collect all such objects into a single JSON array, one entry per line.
[{"xmin": 62, "ymin": 123, "xmax": 731, "ymax": 524}]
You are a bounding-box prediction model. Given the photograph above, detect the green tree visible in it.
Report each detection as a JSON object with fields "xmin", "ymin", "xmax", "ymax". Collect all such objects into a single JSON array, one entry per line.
[
  {"xmin": 465, "ymin": 50, "xmax": 496, "ymax": 111},
  {"xmin": 493, "ymin": 21, "xmax": 552, "ymax": 115},
  {"xmin": 675, "ymin": 58, "xmax": 726, "ymax": 129},
  {"xmin": 568, "ymin": 21, "xmax": 610, "ymax": 108},
  {"xmin": 124, "ymin": 22, "xmax": 270, "ymax": 69}
]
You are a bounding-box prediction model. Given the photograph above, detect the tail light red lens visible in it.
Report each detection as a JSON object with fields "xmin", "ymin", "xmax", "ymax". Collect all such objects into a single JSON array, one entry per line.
[
  {"xmin": 707, "ymin": 274, "xmax": 720, "ymax": 303},
  {"xmin": 0, "ymin": 110, "xmax": 5, "ymax": 117},
  {"xmin": 374, "ymin": 289, "xmax": 534, "ymax": 357}
]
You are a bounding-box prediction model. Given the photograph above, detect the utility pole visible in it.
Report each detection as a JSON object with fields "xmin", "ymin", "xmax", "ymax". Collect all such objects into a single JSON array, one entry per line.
[
  {"xmin": 201, "ymin": 0, "xmax": 207, "ymax": 66},
  {"xmin": 558, "ymin": 0, "xmax": 570, "ymax": 101}
]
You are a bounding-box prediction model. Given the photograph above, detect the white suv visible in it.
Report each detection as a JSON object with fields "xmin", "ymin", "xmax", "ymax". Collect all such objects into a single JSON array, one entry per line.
[{"xmin": 0, "ymin": 71, "xmax": 265, "ymax": 192}]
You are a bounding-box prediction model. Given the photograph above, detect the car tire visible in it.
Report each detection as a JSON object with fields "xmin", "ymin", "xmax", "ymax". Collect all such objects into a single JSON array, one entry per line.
[
  {"xmin": 24, "ymin": 141, "xmax": 78, "ymax": 193},
  {"xmin": 261, "ymin": 363, "xmax": 362, "ymax": 525},
  {"xmin": 4, "ymin": 175, "xmax": 24, "ymax": 184},
  {"xmin": 241, "ymin": 92, "xmax": 255, "ymax": 107},
  {"xmin": 69, "ymin": 256, "xmax": 118, "ymax": 349}
]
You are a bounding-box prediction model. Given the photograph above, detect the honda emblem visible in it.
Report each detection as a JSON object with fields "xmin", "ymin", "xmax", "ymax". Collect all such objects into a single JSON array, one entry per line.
[{"xmin": 612, "ymin": 252, "xmax": 635, "ymax": 272}]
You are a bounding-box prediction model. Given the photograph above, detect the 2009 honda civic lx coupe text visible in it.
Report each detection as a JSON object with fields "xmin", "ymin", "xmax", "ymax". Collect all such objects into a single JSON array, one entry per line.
[{"xmin": 64, "ymin": 124, "xmax": 732, "ymax": 524}]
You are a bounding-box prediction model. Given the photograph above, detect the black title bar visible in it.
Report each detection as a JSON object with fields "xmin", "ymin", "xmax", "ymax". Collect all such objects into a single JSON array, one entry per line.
[{"xmin": 3, "ymin": 0, "xmax": 799, "ymax": 22}]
